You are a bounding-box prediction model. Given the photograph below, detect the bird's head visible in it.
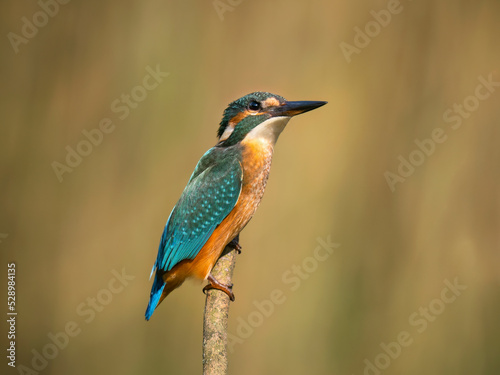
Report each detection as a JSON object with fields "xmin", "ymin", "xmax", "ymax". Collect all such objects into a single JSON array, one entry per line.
[{"xmin": 216, "ymin": 92, "xmax": 327, "ymax": 147}]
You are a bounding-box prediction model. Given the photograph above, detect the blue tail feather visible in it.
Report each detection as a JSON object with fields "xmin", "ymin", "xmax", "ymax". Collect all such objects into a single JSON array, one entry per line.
[{"xmin": 145, "ymin": 272, "xmax": 165, "ymax": 321}]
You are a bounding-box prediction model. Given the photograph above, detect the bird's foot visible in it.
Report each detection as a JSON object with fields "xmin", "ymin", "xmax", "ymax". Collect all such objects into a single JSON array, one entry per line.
[
  {"xmin": 227, "ymin": 235, "xmax": 242, "ymax": 254},
  {"xmin": 203, "ymin": 275, "xmax": 235, "ymax": 301}
]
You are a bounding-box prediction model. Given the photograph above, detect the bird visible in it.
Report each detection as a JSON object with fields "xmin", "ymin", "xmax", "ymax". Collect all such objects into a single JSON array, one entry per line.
[{"xmin": 145, "ymin": 91, "xmax": 326, "ymax": 320}]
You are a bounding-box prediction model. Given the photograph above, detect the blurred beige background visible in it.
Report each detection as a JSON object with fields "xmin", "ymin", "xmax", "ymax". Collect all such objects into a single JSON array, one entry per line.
[{"xmin": 1, "ymin": 1, "xmax": 499, "ymax": 374}]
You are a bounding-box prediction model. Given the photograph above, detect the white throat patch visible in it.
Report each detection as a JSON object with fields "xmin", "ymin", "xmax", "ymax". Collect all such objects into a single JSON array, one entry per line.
[{"xmin": 243, "ymin": 116, "xmax": 291, "ymax": 146}]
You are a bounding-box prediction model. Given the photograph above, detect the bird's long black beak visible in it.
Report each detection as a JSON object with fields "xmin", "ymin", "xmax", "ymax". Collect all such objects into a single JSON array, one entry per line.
[{"xmin": 273, "ymin": 100, "xmax": 327, "ymax": 117}]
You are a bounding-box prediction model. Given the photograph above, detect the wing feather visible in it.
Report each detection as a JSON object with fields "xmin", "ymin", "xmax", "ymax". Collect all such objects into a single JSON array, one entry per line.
[{"xmin": 152, "ymin": 150, "xmax": 242, "ymax": 274}]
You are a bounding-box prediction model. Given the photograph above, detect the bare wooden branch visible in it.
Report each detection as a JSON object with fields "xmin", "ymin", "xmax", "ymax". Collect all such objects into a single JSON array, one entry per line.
[{"xmin": 202, "ymin": 248, "xmax": 238, "ymax": 375}]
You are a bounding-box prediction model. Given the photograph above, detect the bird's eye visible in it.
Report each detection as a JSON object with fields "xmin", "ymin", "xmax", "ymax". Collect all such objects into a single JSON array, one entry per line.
[{"xmin": 248, "ymin": 101, "xmax": 261, "ymax": 111}]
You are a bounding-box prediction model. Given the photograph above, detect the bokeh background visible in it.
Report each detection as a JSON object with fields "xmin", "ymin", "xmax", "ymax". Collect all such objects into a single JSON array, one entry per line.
[{"xmin": 1, "ymin": 1, "xmax": 499, "ymax": 374}]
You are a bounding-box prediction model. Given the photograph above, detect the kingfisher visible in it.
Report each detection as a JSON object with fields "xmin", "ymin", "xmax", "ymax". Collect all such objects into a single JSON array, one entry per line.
[{"xmin": 145, "ymin": 92, "xmax": 326, "ymax": 320}]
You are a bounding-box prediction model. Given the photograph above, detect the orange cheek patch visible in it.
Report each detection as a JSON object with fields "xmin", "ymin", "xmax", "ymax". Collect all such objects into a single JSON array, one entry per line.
[{"xmin": 229, "ymin": 110, "xmax": 251, "ymax": 126}]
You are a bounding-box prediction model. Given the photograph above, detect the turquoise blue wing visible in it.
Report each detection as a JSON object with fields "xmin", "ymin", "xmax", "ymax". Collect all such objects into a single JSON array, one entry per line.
[{"xmin": 153, "ymin": 152, "xmax": 243, "ymax": 273}]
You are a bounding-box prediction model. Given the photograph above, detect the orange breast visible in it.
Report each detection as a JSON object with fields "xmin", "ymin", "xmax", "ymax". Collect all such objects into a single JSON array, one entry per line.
[
  {"xmin": 186, "ymin": 138, "xmax": 275, "ymax": 280},
  {"xmin": 158, "ymin": 139, "xmax": 275, "ymax": 303}
]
